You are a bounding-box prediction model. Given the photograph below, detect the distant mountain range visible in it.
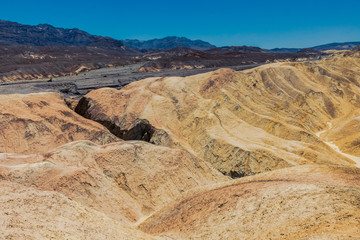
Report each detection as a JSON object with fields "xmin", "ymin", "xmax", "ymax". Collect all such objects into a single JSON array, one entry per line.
[
  {"xmin": 312, "ymin": 42, "xmax": 360, "ymax": 51},
  {"xmin": 0, "ymin": 19, "xmax": 359, "ymax": 53},
  {"xmin": 269, "ymin": 42, "xmax": 360, "ymax": 53},
  {"xmin": 123, "ymin": 36, "xmax": 216, "ymax": 50}
]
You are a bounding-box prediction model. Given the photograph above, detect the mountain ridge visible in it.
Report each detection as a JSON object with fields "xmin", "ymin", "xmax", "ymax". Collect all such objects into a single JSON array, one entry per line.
[
  {"xmin": 0, "ymin": 19, "xmax": 127, "ymax": 51},
  {"xmin": 123, "ymin": 36, "xmax": 216, "ymax": 50},
  {"xmin": 312, "ymin": 41, "xmax": 360, "ymax": 51},
  {"xmin": 269, "ymin": 41, "xmax": 360, "ymax": 53}
]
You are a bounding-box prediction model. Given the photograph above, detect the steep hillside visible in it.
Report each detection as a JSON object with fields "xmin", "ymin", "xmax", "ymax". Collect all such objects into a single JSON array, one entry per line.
[
  {"xmin": 76, "ymin": 53, "xmax": 360, "ymax": 177},
  {"xmin": 0, "ymin": 92, "xmax": 119, "ymax": 154}
]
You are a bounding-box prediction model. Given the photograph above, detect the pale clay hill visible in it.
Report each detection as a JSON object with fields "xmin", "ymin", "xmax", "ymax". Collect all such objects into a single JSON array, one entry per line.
[
  {"xmin": 0, "ymin": 181, "xmax": 155, "ymax": 240},
  {"xmin": 0, "ymin": 140, "xmax": 227, "ymax": 239},
  {"xmin": 77, "ymin": 53, "xmax": 360, "ymax": 176},
  {"xmin": 0, "ymin": 92, "xmax": 118, "ymax": 154},
  {"xmin": 1, "ymin": 51, "xmax": 360, "ymax": 239},
  {"xmin": 139, "ymin": 165, "xmax": 360, "ymax": 239}
]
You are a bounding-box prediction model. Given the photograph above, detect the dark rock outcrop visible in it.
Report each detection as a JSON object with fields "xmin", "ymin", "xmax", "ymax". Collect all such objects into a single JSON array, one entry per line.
[{"xmin": 75, "ymin": 96, "xmax": 171, "ymax": 145}]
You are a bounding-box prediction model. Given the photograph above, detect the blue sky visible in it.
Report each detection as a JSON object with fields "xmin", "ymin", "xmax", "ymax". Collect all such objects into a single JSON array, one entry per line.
[{"xmin": 1, "ymin": 0, "xmax": 360, "ymax": 48}]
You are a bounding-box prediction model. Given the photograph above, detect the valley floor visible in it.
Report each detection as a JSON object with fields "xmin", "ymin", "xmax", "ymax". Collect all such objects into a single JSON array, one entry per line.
[{"xmin": 0, "ymin": 62, "xmax": 261, "ymax": 98}]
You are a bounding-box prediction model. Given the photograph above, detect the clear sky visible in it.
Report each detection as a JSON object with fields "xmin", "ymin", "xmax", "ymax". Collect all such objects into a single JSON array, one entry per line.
[{"xmin": 1, "ymin": 0, "xmax": 360, "ymax": 48}]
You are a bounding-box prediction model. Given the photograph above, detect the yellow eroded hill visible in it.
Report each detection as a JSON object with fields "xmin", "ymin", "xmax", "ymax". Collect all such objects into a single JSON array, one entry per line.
[
  {"xmin": 77, "ymin": 54, "xmax": 360, "ymax": 176},
  {"xmin": 0, "ymin": 140, "xmax": 227, "ymax": 238},
  {"xmin": 0, "ymin": 181, "xmax": 155, "ymax": 240},
  {"xmin": 0, "ymin": 92, "xmax": 119, "ymax": 154},
  {"xmin": 139, "ymin": 165, "xmax": 360, "ymax": 240}
]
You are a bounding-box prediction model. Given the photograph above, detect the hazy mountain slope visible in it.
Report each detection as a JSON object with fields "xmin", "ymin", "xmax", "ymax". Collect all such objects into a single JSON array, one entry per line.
[
  {"xmin": 312, "ymin": 41, "xmax": 360, "ymax": 51},
  {"xmin": 0, "ymin": 19, "xmax": 126, "ymax": 50},
  {"xmin": 269, "ymin": 42, "xmax": 360, "ymax": 53},
  {"xmin": 76, "ymin": 53, "xmax": 360, "ymax": 177},
  {"xmin": 123, "ymin": 36, "xmax": 216, "ymax": 50}
]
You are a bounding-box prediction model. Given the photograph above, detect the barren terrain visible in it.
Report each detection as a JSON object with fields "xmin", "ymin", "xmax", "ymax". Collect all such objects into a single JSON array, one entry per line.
[{"xmin": 0, "ymin": 48, "xmax": 360, "ymax": 239}]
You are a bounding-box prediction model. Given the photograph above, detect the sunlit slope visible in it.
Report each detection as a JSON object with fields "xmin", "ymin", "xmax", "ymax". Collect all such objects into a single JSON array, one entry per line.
[
  {"xmin": 139, "ymin": 165, "xmax": 360, "ymax": 240},
  {"xmin": 0, "ymin": 92, "xmax": 119, "ymax": 154},
  {"xmin": 77, "ymin": 53, "xmax": 360, "ymax": 176},
  {"xmin": 0, "ymin": 140, "xmax": 227, "ymax": 227},
  {"xmin": 0, "ymin": 181, "xmax": 155, "ymax": 240}
]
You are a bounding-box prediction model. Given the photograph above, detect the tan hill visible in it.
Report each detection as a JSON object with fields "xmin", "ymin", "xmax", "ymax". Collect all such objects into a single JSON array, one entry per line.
[
  {"xmin": 76, "ymin": 53, "xmax": 360, "ymax": 177},
  {"xmin": 0, "ymin": 180, "xmax": 154, "ymax": 240},
  {"xmin": 0, "ymin": 140, "xmax": 227, "ymax": 238},
  {"xmin": 139, "ymin": 164, "xmax": 360, "ymax": 240},
  {"xmin": 0, "ymin": 92, "xmax": 119, "ymax": 154}
]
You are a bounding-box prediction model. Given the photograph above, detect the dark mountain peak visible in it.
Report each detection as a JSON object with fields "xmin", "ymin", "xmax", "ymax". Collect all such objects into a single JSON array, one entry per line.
[{"xmin": 123, "ymin": 36, "xmax": 216, "ymax": 50}]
